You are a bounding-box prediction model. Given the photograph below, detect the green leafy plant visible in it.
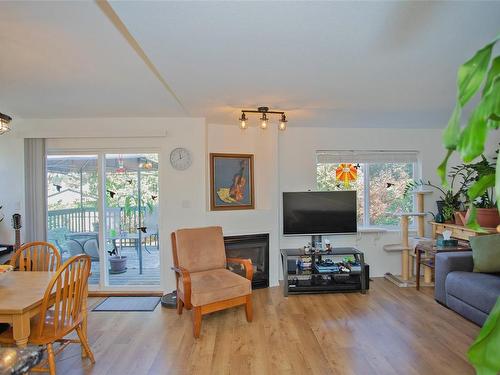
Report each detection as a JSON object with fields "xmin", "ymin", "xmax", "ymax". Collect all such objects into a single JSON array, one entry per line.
[
  {"xmin": 441, "ymin": 35, "xmax": 500, "ymax": 375},
  {"xmin": 404, "ymin": 178, "xmax": 465, "ymax": 221},
  {"xmin": 458, "ymin": 154, "xmax": 497, "ymax": 209},
  {"xmin": 468, "ymin": 297, "xmax": 500, "ymax": 375},
  {"xmin": 123, "ymin": 195, "xmax": 154, "ymax": 219},
  {"xmin": 439, "ymin": 34, "xmax": 500, "ymax": 230}
]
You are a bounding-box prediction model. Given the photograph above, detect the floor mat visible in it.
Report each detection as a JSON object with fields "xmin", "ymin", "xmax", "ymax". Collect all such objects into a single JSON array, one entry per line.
[{"xmin": 92, "ymin": 296, "xmax": 161, "ymax": 312}]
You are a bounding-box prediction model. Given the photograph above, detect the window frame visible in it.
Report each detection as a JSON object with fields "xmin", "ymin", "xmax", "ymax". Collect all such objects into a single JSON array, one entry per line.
[{"xmin": 316, "ymin": 152, "xmax": 419, "ymax": 230}]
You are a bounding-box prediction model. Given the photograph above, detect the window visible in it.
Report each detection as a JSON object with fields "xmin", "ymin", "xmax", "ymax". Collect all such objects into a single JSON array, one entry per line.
[{"xmin": 316, "ymin": 151, "xmax": 418, "ymax": 228}]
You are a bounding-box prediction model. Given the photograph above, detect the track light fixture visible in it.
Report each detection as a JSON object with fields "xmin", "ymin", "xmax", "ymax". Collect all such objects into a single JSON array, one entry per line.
[
  {"xmin": 260, "ymin": 113, "xmax": 268, "ymax": 129},
  {"xmin": 279, "ymin": 113, "xmax": 287, "ymax": 131},
  {"xmin": 0, "ymin": 112, "xmax": 12, "ymax": 135},
  {"xmin": 239, "ymin": 112, "xmax": 248, "ymax": 129},
  {"xmin": 238, "ymin": 106, "xmax": 288, "ymax": 132}
]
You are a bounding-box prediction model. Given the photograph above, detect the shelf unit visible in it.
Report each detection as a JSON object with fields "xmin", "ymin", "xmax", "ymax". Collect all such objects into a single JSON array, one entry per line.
[{"xmin": 280, "ymin": 247, "xmax": 367, "ymax": 296}]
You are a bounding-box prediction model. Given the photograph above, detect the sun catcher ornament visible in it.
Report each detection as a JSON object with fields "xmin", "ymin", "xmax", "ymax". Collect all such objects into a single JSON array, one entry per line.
[{"xmin": 336, "ymin": 163, "xmax": 357, "ymax": 188}]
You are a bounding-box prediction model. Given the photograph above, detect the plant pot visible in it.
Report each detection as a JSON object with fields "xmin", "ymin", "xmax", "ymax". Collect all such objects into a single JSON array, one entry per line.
[
  {"xmin": 109, "ymin": 256, "xmax": 127, "ymax": 274},
  {"xmin": 465, "ymin": 208, "xmax": 500, "ymax": 228},
  {"xmin": 454, "ymin": 211, "xmax": 467, "ymax": 226}
]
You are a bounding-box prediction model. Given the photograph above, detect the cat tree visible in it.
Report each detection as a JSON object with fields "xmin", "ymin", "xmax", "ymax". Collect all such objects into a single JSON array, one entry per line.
[{"xmin": 384, "ymin": 190, "xmax": 433, "ymax": 287}]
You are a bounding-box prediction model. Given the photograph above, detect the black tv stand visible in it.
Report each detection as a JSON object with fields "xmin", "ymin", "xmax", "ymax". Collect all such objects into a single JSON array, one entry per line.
[{"xmin": 280, "ymin": 247, "xmax": 367, "ymax": 296}]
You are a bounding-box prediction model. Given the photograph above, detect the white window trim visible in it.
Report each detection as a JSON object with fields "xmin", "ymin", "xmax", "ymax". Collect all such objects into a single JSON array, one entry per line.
[{"xmin": 316, "ymin": 150, "xmax": 420, "ymax": 229}]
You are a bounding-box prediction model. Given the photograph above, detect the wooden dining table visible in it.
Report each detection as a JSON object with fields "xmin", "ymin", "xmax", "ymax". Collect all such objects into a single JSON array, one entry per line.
[
  {"xmin": 0, "ymin": 272, "xmax": 55, "ymax": 347},
  {"xmin": 0, "ymin": 271, "xmax": 89, "ymax": 348}
]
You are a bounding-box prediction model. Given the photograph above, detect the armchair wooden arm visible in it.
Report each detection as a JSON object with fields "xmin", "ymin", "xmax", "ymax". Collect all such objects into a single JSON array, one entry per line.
[
  {"xmin": 226, "ymin": 258, "xmax": 253, "ymax": 281},
  {"xmin": 171, "ymin": 266, "xmax": 192, "ymax": 308}
]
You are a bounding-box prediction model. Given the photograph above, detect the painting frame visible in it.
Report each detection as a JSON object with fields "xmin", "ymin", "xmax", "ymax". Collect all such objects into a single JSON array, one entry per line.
[{"xmin": 210, "ymin": 153, "xmax": 255, "ymax": 211}]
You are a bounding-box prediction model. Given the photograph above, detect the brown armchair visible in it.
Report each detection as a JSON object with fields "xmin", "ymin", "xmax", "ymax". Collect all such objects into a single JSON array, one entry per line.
[{"xmin": 171, "ymin": 226, "xmax": 253, "ymax": 338}]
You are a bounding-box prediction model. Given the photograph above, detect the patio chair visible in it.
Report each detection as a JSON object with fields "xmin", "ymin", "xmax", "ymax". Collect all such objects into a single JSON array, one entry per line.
[
  {"xmin": 143, "ymin": 208, "xmax": 159, "ymax": 253},
  {"xmin": 171, "ymin": 226, "xmax": 253, "ymax": 338},
  {"xmin": 65, "ymin": 234, "xmax": 99, "ymax": 262}
]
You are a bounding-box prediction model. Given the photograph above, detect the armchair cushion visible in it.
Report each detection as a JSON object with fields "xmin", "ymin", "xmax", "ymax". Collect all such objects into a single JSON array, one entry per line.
[
  {"xmin": 179, "ymin": 268, "xmax": 251, "ymax": 306},
  {"xmin": 175, "ymin": 226, "xmax": 227, "ymax": 273}
]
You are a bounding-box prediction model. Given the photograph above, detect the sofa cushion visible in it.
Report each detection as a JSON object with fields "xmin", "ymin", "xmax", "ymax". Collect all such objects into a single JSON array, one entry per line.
[
  {"xmin": 180, "ymin": 268, "xmax": 251, "ymax": 307},
  {"xmin": 470, "ymin": 234, "xmax": 500, "ymax": 273},
  {"xmin": 446, "ymin": 294, "xmax": 489, "ymax": 326},
  {"xmin": 446, "ymin": 271, "xmax": 500, "ymax": 315}
]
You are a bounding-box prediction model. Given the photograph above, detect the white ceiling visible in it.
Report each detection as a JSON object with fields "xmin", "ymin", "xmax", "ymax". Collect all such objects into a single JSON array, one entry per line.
[{"xmin": 1, "ymin": 1, "xmax": 499, "ymax": 128}]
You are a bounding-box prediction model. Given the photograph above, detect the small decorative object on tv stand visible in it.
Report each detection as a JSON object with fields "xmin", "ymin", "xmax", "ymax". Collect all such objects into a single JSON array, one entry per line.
[{"xmin": 280, "ymin": 247, "xmax": 368, "ymax": 296}]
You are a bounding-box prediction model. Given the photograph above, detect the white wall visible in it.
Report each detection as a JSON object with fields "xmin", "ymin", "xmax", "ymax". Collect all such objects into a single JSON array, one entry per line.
[
  {"xmin": 0, "ymin": 133, "xmax": 25, "ymax": 244},
  {"xmin": 2, "ymin": 118, "xmax": 499, "ymax": 288},
  {"xmin": 206, "ymin": 124, "xmax": 280, "ymax": 286}
]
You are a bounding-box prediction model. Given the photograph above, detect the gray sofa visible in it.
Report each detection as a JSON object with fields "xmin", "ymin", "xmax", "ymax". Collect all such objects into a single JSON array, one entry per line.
[{"xmin": 435, "ymin": 252, "xmax": 500, "ymax": 326}]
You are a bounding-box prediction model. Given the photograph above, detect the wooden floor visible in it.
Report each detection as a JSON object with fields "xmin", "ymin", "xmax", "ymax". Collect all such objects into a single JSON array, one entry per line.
[{"xmin": 56, "ymin": 278, "xmax": 479, "ymax": 375}]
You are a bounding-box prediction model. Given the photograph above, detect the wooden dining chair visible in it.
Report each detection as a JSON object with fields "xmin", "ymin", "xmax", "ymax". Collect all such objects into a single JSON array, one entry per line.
[
  {"xmin": 0, "ymin": 254, "xmax": 95, "ymax": 375},
  {"xmin": 10, "ymin": 241, "xmax": 61, "ymax": 272}
]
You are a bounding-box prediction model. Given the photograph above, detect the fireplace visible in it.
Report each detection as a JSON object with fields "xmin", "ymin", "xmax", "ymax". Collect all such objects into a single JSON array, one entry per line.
[{"xmin": 224, "ymin": 233, "xmax": 269, "ymax": 289}]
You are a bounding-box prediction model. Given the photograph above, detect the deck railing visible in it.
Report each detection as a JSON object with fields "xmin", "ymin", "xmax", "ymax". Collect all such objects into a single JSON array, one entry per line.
[{"xmin": 48, "ymin": 206, "xmax": 150, "ymax": 234}]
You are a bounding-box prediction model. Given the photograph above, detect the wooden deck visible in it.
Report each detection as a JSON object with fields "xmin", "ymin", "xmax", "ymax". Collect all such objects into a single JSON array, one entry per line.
[{"xmin": 64, "ymin": 246, "xmax": 161, "ymax": 286}]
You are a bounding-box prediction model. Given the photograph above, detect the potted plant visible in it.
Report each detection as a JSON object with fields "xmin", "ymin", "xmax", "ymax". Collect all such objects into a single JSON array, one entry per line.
[
  {"xmin": 108, "ymin": 222, "xmax": 127, "ymax": 274},
  {"xmin": 404, "ymin": 178, "xmax": 466, "ymax": 223},
  {"xmin": 108, "ymin": 195, "xmax": 155, "ymax": 274},
  {"xmin": 458, "ymin": 153, "xmax": 500, "ymax": 228},
  {"xmin": 439, "ymin": 35, "xmax": 500, "ymax": 374},
  {"xmin": 438, "ymin": 35, "xmax": 499, "ymax": 231}
]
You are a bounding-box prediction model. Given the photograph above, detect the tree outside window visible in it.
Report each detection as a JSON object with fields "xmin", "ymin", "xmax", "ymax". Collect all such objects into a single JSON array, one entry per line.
[{"xmin": 317, "ymin": 161, "xmax": 415, "ymax": 227}]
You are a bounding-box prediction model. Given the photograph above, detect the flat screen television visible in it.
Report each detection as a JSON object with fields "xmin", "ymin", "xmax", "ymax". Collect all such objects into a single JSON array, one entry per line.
[{"xmin": 283, "ymin": 191, "xmax": 357, "ymax": 235}]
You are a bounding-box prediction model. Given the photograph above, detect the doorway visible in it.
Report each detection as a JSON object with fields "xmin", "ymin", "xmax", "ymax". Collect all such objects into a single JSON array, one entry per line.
[{"xmin": 46, "ymin": 152, "xmax": 160, "ymax": 290}]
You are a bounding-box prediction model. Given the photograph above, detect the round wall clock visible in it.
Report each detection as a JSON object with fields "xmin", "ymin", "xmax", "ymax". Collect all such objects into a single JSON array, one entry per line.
[{"xmin": 170, "ymin": 147, "xmax": 192, "ymax": 171}]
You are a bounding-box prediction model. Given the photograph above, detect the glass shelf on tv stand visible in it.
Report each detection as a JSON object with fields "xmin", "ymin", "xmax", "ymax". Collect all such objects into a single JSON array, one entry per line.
[{"xmin": 280, "ymin": 247, "xmax": 367, "ymax": 296}]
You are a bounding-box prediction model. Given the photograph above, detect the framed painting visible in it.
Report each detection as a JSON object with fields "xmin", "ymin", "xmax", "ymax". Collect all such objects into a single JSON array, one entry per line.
[{"xmin": 210, "ymin": 153, "xmax": 255, "ymax": 211}]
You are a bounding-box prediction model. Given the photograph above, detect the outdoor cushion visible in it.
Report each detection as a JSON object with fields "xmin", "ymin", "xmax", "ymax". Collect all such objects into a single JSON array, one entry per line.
[
  {"xmin": 179, "ymin": 268, "xmax": 251, "ymax": 306},
  {"xmin": 470, "ymin": 234, "xmax": 500, "ymax": 273},
  {"xmin": 175, "ymin": 226, "xmax": 227, "ymax": 273},
  {"xmin": 446, "ymin": 271, "xmax": 500, "ymax": 314}
]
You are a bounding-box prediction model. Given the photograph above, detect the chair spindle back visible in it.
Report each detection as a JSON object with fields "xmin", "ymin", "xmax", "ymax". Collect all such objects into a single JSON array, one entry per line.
[
  {"xmin": 36, "ymin": 254, "xmax": 91, "ymax": 338},
  {"xmin": 10, "ymin": 241, "xmax": 61, "ymax": 272}
]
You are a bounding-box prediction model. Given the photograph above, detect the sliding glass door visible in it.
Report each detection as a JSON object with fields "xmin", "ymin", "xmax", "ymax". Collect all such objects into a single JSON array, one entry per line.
[
  {"xmin": 46, "ymin": 152, "xmax": 160, "ymax": 290},
  {"xmin": 104, "ymin": 154, "xmax": 160, "ymax": 286}
]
